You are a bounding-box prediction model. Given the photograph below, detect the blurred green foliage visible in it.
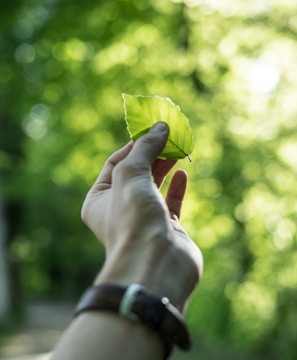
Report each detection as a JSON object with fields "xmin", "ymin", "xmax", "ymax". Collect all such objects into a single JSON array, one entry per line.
[{"xmin": 1, "ymin": 0, "xmax": 297, "ymax": 359}]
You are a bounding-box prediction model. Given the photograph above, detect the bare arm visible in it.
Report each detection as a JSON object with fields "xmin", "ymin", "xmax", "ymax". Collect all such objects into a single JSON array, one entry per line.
[{"xmin": 51, "ymin": 312, "xmax": 165, "ymax": 360}]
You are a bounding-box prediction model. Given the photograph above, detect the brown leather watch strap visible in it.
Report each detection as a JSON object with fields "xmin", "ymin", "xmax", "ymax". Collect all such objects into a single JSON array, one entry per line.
[{"xmin": 74, "ymin": 284, "xmax": 191, "ymax": 358}]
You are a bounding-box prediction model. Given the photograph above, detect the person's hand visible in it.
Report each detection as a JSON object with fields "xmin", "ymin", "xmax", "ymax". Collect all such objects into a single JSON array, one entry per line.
[{"xmin": 81, "ymin": 122, "xmax": 203, "ymax": 311}]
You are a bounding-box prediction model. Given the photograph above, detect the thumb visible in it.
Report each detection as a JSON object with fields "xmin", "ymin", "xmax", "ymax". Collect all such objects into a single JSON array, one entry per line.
[{"xmin": 128, "ymin": 122, "xmax": 169, "ymax": 166}]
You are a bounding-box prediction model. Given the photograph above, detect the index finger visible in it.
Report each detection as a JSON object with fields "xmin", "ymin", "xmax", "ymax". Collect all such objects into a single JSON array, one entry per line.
[{"xmin": 152, "ymin": 158, "xmax": 177, "ymax": 188}]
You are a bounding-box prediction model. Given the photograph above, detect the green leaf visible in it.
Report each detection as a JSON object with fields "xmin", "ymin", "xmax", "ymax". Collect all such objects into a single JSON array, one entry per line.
[{"xmin": 122, "ymin": 93, "xmax": 195, "ymax": 160}]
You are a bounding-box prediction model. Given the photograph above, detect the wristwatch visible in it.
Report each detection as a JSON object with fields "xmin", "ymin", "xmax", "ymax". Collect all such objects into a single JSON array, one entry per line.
[{"xmin": 74, "ymin": 283, "xmax": 191, "ymax": 358}]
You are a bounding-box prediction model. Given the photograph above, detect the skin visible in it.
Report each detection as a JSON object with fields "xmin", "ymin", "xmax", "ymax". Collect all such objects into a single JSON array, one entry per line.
[{"xmin": 50, "ymin": 122, "xmax": 203, "ymax": 360}]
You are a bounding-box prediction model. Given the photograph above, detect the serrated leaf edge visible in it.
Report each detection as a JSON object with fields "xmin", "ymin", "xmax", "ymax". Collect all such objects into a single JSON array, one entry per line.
[{"xmin": 122, "ymin": 93, "xmax": 193, "ymax": 161}]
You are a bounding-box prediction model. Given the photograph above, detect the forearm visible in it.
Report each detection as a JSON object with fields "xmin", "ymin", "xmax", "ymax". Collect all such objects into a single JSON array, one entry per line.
[
  {"xmin": 51, "ymin": 235, "xmax": 197, "ymax": 360},
  {"xmin": 51, "ymin": 311, "xmax": 165, "ymax": 360}
]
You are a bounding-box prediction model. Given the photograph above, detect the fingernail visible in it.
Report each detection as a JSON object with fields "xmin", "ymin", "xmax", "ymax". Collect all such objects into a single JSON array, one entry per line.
[{"xmin": 152, "ymin": 122, "xmax": 168, "ymax": 132}]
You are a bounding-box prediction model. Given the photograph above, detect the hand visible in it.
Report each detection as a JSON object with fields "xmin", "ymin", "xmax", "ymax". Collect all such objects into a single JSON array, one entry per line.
[{"xmin": 81, "ymin": 122, "xmax": 203, "ymax": 310}]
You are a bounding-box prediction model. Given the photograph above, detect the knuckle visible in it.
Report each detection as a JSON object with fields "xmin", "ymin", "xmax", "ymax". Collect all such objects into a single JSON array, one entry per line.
[{"xmin": 139, "ymin": 134, "xmax": 156, "ymax": 145}]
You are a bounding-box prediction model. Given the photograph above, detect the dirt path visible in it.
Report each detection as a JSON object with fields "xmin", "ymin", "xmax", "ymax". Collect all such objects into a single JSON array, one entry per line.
[{"xmin": 0, "ymin": 301, "xmax": 75, "ymax": 360}]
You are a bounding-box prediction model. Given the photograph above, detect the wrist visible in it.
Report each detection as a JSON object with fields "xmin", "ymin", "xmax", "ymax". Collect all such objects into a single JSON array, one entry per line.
[{"xmin": 94, "ymin": 237, "xmax": 197, "ymax": 312}]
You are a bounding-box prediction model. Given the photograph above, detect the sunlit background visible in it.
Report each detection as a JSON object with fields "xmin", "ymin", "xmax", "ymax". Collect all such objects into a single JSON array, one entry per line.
[{"xmin": 1, "ymin": 0, "xmax": 297, "ymax": 359}]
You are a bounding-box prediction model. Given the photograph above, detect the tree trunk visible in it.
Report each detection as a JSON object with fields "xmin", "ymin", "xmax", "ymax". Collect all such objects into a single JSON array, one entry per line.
[{"xmin": 0, "ymin": 180, "xmax": 10, "ymax": 319}]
